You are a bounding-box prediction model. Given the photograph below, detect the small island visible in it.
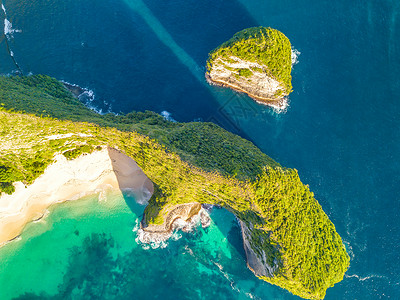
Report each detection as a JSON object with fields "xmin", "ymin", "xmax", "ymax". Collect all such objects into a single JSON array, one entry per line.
[
  {"xmin": 0, "ymin": 75, "xmax": 349, "ymax": 300},
  {"xmin": 206, "ymin": 27, "xmax": 293, "ymax": 109}
]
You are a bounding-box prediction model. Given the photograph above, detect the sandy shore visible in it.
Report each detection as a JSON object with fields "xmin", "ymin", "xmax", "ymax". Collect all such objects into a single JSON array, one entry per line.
[{"xmin": 0, "ymin": 147, "xmax": 153, "ymax": 246}]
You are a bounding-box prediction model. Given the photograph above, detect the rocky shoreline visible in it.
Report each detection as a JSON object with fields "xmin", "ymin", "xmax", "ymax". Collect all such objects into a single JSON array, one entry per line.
[
  {"xmin": 138, "ymin": 203, "xmax": 211, "ymax": 244},
  {"xmin": 206, "ymin": 74, "xmax": 288, "ymax": 111},
  {"xmin": 62, "ymin": 81, "xmax": 87, "ymax": 98}
]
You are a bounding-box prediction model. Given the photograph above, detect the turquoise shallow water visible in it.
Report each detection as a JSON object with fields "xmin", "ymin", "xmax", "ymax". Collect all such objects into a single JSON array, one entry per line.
[
  {"xmin": 0, "ymin": 192, "xmax": 284, "ymax": 300},
  {"xmin": 1, "ymin": 0, "xmax": 400, "ymax": 299}
]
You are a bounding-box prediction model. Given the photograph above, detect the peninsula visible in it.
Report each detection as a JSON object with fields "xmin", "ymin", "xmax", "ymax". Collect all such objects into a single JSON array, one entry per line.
[
  {"xmin": 0, "ymin": 75, "xmax": 349, "ymax": 299},
  {"xmin": 206, "ymin": 27, "xmax": 293, "ymax": 109}
]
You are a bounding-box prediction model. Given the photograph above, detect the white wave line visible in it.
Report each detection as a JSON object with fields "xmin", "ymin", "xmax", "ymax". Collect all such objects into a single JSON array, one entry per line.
[
  {"xmin": 291, "ymin": 47, "xmax": 301, "ymax": 66},
  {"xmin": 345, "ymin": 273, "xmax": 388, "ymax": 282},
  {"xmin": 2, "ymin": 3, "xmax": 22, "ymax": 40}
]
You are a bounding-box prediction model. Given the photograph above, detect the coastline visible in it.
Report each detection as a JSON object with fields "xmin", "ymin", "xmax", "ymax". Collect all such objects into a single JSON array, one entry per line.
[
  {"xmin": 139, "ymin": 203, "xmax": 211, "ymax": 244},
  {"xmin": 239, "ymin": 220, "xmax": 277, "ymax": 278},
  {"xmin": 62, "ymin": 81, "xmax": 86, "ymax": 98},
  {"xmin": 205, "ymin": 74, "xmax": 288, "ymax": 111},
  {"xmin": 0, "ymin": 147, "xmax": 153, "ymax": 247}
]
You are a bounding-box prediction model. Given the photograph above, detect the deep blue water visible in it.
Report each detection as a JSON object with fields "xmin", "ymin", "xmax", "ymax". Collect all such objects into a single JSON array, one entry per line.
[{"xmin": 1, "ymin": 0, "xmax": 400, "ymax": 299}]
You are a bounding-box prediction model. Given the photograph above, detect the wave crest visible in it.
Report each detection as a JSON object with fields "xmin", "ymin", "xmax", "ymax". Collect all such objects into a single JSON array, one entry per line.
[{"xmin": 291, "ymin": 48, "xmax": 301, "ymax": 66}]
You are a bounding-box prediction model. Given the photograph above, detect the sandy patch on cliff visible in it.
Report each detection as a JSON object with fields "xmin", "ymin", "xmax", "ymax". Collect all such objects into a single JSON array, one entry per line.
[{"xmin": 0, "ymin": 147, "xmax": 153, "ymax": 246}]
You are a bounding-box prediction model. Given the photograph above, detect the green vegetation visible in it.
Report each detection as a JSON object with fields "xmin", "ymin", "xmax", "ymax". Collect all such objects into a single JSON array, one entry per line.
[
  {"xmin": 0, "ymin": 75, "xmax": 349, "ymax": 299},
  {"xmin": 63, "ymin": 145, "xmax": 98, "ymax": 160},
  {"xmin": 207, "ymin": 26, "xmax": 293, "ymax": 95},
  {"xmin": 238, "ymin": 68, "xmax": 253, "ymax": 78},
  {"xmin": 0, "ymin": 75, "xmax": 274, "ymax": 180},
  {"xmin": 253, "ymin": 168, "xmax": 350, "ymax": 299}
]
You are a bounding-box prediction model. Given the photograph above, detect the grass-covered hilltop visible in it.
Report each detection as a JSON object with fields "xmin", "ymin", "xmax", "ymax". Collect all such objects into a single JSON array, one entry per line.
[
  {"xmin": 0, "ymin": 75, "xmax": 349, "ymax": 299},
  {"xmin": 206, "ymin": 27, "xmax": 293, "ymax": 108}
]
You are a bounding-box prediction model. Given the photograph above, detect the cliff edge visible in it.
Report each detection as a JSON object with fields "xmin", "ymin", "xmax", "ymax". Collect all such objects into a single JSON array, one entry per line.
[
  {"xmin": 206, "ymin": 27, "xmax": 292, "ymax": 109},
  {"xmin": 0, "ymin": 75, "xmax": 349, "ymax": 300}
]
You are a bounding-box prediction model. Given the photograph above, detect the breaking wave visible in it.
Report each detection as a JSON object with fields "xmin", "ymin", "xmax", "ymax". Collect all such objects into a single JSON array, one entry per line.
[
  {"xmin": 2, "ymin": 2, "xmax": 23, "ymax": 74},
  {"xmin": 61, "ymin": 80, "xmax": 107, "ymax": 114},
  {"xmin": 160, "ymin": 110, "xmax": 176, "ymax": 122},
  {"xmin": 3, "ymin": 16, "xmax": 22, "ymax": 40},
  {"xmin": 345, "ymin": 273, "xmax": 388, "ymax": 282},
  {"xmin": 134, "ymin": 207, "xmax": 211, "ymax": 249},
  {"xmin": 291, "ymin": 47, "xmax": 300, "ymax": 66}
]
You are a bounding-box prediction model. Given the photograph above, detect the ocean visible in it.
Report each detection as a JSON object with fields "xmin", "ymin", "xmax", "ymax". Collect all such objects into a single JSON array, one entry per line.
[{"xmin": 1, "ymin": 0, "xmax": 399, "ymax": 299}]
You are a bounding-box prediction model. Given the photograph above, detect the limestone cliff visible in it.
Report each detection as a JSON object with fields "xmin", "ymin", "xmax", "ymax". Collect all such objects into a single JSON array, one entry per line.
[
  {"xmin": 0, "ymin": 75, "xmax": 349, "ymax": 300},
  {"xmin": 206, "ymin": 27, "xmax": 292, "ymax": 109}
]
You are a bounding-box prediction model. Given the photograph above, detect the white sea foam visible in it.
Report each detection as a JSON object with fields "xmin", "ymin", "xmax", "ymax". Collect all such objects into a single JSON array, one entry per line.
[
  {"xmin": 132, "ymin": 219, "xmax": 140, "ymax": 233},
  {"xmin": 255, "ymin": 96, "xmax": 290, "ymax": 115},
  {"xmin": 345, "ymin": 273, "xmax": 388, "ymax": 282},
  {"xmin": 4, "ymin": 18, "xmax": 11, "ymax": 35},
  {"xmin": 135, "ymin": 207, "xmax": 211, "ymax": 248},
  {"xmin": 61, "ymin": 80, "xmax": 99, "ymax": 110},
  {"xmin": 212, "ymin": 261, "xmax": 242, "ymax": 294},
  {"xmin": 4, "ymin": 18, "xmax": 21, "ymax": 39},
  {"xmin": 291, "ymin": 48, "xmax": 301, "ymax": 66},
  {"xmin": 122, "ymin": 187, "xmax": 152, "ymax": 205},
  {"xmin": 1, "ymin": 3, "xmax": 6, "ymax": 15},
  {"xmin": 66, "ymin": 82, "xmax": 104, "ymax": 114},
  {"xmin": 170, "ymin": 231, "xmax": 182, "ymax": 241},
  {"xmin": 135, "ymin": 229, "xmax": 171, "ymax": 249},
  {"xmin": 160, "ymin": 110, "xmax": 176, "ymax": 122}
]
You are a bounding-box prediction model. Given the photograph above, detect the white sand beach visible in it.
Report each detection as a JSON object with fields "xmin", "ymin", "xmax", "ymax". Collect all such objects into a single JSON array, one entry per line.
[{"xmin": 0, "ymin": 147, "xmax": 153, "ymax": 246}]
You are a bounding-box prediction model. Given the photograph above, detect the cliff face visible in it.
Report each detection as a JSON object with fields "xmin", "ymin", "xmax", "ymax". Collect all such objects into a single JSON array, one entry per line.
[
  {"xmin": 141, "ymin": 202, "xmax": 202, "ymax": 233},
  {"xmin": 139, "ymin": 203, "xmax": 211, "ymax": 244},
  {"xmin": 0, "ymin": 75, "xmax": 349, "ymax": 300},
  {"xmin": 240, "ymin": 220, "xmax": 278, "ymax": 277},
  {"xmin": 207, "ymin": 56, "xmax": 287, "ymax": 108},
  {"xmin": 206, "ymin": 27, "xmax": 292, "ymax": 109}
]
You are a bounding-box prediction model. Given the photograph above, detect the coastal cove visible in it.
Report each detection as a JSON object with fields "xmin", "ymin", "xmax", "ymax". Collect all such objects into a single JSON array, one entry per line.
[
  {"xmin": 0, "ymin": 75, "xmax": 348, "ymax": 299},
  {"xmin": 0, "ymin": 191, "xmax": 276, "ymax": 300},
  {"xmin": 1, "ymin": 0, "xmax": 399, "ymax": 299},
  {"xmin": 0, "ymin": 147, "xmax": 153, "ymax": 246}
]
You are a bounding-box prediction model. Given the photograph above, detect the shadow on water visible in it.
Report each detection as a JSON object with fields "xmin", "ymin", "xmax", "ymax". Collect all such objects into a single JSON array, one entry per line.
[
  {"xmin": 2, "ymin": 0, "xmax": 261, "ymax": 138},
  {"xmin": 107, "ymin": 147, "xmax": 153, "ymax": 217},
  {"xmin": 140, "ymin": 0, "xmax": 258, "ymax": 65},
  {"xmin": 119, "ymin": 0, "xmax": 261, "ymax": 137},
  {"xmin": 209, "ymin": 207, "xmax": 247, "ymax": 262},
  {"xmin": 1, "ymin": 0, "xmax": 213, "ymax": 120}
]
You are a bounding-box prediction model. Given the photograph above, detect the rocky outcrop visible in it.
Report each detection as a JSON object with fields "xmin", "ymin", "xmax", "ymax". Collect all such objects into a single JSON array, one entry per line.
[
  {"xmin": 206, "ymin": 27, "xmax": 293, "ymax": 110},
  {"xmin": 207, "ymin": 56, "xmax": 288, "ymax": 109},
  {"xmin": 240, "ymin": 220, "xmax": 278, "ymax": 277},
  {"xmin": 139, "ymin": 203, "xmax": 210, "ymax": 243}
]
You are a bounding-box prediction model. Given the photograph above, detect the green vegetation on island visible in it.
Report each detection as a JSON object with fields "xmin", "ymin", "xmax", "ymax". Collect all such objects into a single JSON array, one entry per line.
[
  {"xmin": 0, "ymin": 75, "xmax": 349, "ymax": 299},
  {"xmin": 206, "ymin": 27, "xmax": 293, "ymax": 100}
]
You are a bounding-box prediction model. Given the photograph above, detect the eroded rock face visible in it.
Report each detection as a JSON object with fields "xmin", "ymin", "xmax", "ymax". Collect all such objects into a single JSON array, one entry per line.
[
  {"xmin": 139, "ymin": 203, "xmax": 211, "ymax": 244},
  {"xmin": 206, "ymin": 26, "xmax": 293, "ymax": 110},
  {"xmin": 240, "ymin": 220, "xmax": 278, "ymax": 278},
  {"xmin": 207, "ymin": 56, "xmax": 286, "ymax": 107}
]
